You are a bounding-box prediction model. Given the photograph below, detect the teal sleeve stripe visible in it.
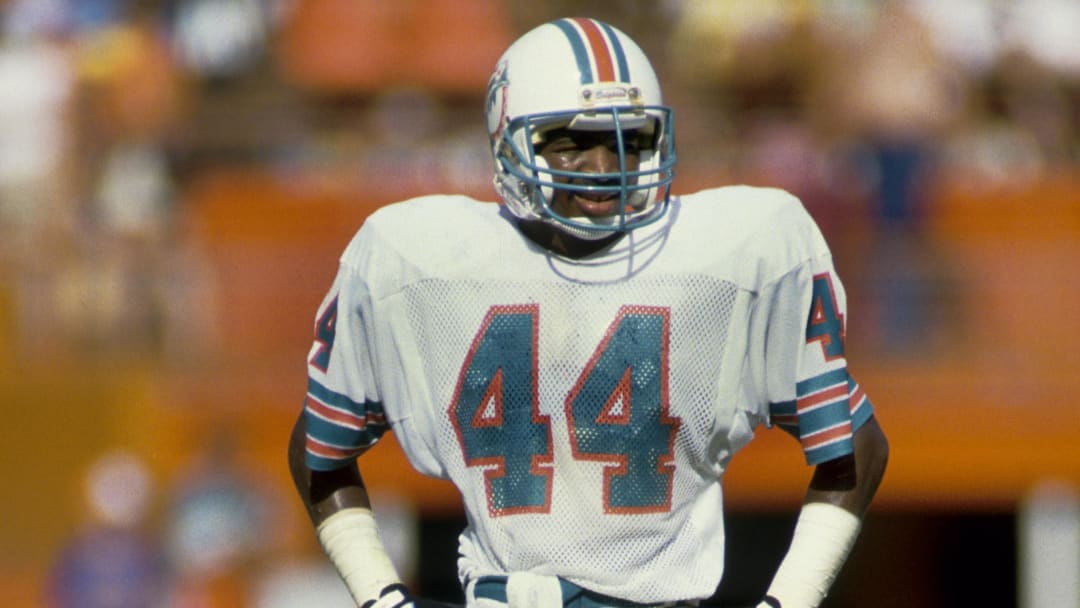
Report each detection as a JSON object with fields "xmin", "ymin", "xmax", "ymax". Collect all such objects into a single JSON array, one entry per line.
[
  {"xmin": 805, "ymin": 439, "xmax": 854, "ymax": 466},
  {"xmin": 851, "ymin": 396, "xmax": 874, "ymax": 430},
  {"xmin": 303, "ymin": 379, "xmax": 389, "ymax": 472},
  {"xmin": 768, "ymin": 399, "xmax": 800, "ymax": 438},
  {"xmin": 796, "ymin": 368, "xmax": 849, "ymax": 396},
  {"xmin": 847, "ymin": 374, "xmax": 875, "ymax": 431},
  {"xmin": 305, "ymin": 409, "xmax": 386, "ymax": 449},
  {"xmin": 306, "ymin": 452, "xmax": 355, "ymax": 472},
  {"xmin": 307, "ymin": 378, "xmax": 386, "ymax": 417},
  {"xmin": 799, "ymin": 400, "xmax": 851, "ymax": 435},
  {"xmin": 769, "ymin": 399, "xmax": 796, "ymax": 416}
]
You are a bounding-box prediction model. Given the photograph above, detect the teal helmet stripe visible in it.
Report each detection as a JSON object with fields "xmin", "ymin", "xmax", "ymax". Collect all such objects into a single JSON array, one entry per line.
[
  {"xmin": 553, "ymin": 19, "xmax": 594, "ymax": 84},
  {"xmin": 596, "ymin": 20, "xmax": 631, "ymax": 82},
  {"xmin": 552, "ymin": 18, "xmax": 631, "ymax": 84}
]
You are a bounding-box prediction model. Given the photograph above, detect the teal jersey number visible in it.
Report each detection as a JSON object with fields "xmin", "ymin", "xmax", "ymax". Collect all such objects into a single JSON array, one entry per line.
[
  {"xmin": 567, "ymin": 306, "xmax": 679, "ymax": 513},
  {"xmin": 449, "ymin": 305, "xmax": 554, "ymax": 516},
  {"xmin": 309, "ymin": 296, "xmax": 338, "ymax": 372},
  {"xmin": 450, "ymin": 304, "xmax": 680, "ymax": 516},
  {"xmin": 806, "ymin": 273, "xmax": 845, "ymax": 360}
]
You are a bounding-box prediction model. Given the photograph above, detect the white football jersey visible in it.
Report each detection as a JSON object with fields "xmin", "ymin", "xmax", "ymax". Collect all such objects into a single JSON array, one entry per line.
[{"xmin": 302, "ymin": 186, "xmax": 874, "ymax": 603}]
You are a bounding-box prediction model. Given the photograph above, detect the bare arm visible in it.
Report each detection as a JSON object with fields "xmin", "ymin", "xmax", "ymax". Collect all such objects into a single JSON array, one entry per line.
[
  {"xmin": 760, "ymin": 415, "xmax": 889, "ymax": 607},
  {"xmin": 805, "ymin": 414, "xmax": 889, "ymax": 516},
  {"xmin": 288, "ymin": 411, "xmax": 372, "ymax": 526},
  {"xmin": 289, "ymin": 412, "xmax": 413, "ymax": 607}
]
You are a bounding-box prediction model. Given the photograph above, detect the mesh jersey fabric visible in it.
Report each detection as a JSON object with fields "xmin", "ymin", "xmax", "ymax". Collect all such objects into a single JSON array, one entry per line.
[{"xmin": 302, "ymin": 185, "xmax": 874, "ymax": 603}]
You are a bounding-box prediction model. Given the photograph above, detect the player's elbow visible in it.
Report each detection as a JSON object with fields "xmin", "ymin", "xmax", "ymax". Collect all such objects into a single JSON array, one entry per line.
[
  {"xmin": 288, "ymin": 412, "xmax": 311, "ymax": 490},
  {"xmin": 857, "ymin": 415, "xmax": 889, "ymax": 498}
]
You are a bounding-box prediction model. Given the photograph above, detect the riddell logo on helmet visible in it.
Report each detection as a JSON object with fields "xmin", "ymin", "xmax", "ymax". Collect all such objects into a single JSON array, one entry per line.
[{"xmin": 580, "ymin": 85, "xmax": 643, "ymax": 107}]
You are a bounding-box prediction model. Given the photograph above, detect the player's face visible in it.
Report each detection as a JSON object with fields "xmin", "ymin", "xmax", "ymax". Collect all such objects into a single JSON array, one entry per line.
[{"xmin": 537, "ymin": 128, "xmax": 642, "ymax": 220}]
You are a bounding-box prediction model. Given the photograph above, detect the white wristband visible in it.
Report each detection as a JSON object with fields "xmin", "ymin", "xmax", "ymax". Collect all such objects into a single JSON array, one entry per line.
[
  {"xmin": 316, "ymin": 507, "xmax": 405, "ymax": 606},
  {"xmin": 760, "ymin": 502, "xmax": 862, "ymax": 608}
]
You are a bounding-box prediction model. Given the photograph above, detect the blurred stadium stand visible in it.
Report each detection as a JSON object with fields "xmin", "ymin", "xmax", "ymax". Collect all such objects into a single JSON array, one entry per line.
[{"xmin": 1, "ymin": 1, "xmax": 1078, "ymax": 606}]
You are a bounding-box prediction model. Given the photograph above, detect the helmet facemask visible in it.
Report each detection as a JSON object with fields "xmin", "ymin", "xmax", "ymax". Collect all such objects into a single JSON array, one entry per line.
[
  {"xmin": 486, "ymin": 18, "xmax": 677, "ymax": 239},
  {"xmin": 493, "ymin": 105, "xmax": 675, "ymax": 239}
]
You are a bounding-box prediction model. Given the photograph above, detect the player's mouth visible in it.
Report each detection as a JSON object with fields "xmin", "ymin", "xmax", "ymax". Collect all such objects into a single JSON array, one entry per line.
[{"xmin": 573, "ymin": 192, "xmax": 620, "ymax": 217}]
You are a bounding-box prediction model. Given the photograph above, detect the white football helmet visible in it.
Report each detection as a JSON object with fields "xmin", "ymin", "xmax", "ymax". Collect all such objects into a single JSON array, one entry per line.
[{"xmin": 485, "ymin": 18, "xmax": 676, "ymax": 238}]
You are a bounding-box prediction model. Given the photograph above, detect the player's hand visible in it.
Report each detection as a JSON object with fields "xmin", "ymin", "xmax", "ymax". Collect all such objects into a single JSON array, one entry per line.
[
  {"xmin": 362, "ymin": 583, "xmax": 414, "ymax": 608},
  {"xmin": 361, "ymin": 584, "xmax": 463, "ymax": 608}
]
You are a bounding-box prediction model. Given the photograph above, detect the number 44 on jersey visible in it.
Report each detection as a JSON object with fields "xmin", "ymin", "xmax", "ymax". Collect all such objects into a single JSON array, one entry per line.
[{"xmin": 449, "ymin": 304, "xmax": 681, "ymax": 517}]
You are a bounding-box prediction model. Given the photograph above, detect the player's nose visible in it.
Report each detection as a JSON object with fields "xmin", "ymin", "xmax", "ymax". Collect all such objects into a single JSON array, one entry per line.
[{"xmin": 579, "ymin": 144, "xmax": 620, "ymax": 175}]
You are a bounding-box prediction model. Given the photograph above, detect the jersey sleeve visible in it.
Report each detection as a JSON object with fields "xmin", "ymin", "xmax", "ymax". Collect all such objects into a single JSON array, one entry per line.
[
  {"xmin": 761, "ymin": 255, "xmax": 876, "ymax": 466},
  {"xmin": 302, "ymin": 261, "xmax": 390, "ymax": 471}
]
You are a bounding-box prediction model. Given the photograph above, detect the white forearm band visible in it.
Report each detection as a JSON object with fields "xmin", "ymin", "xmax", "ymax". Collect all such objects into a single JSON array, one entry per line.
[
  {"xmin": 316, "ymin": 507, "xmax": 404, "ymax": 606},
  {"xmin": 761, "ymin": 502, "xmax": 862, "ymax": 608}
]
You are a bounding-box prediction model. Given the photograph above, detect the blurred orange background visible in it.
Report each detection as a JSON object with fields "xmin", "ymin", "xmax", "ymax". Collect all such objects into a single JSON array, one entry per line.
[{"xmin": 1, "ymin": 1, "xmax": 1078, "ymax": 606}]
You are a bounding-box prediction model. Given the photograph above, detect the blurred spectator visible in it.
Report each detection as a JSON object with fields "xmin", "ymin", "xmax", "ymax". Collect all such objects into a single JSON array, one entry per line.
[
  {"xmin": 667, "ymin": 0, "xmax": 814, "ymax": 160},
  {"xmin": 164, "ymin": 0, "xmax": 281, "ymax": 83},
  {"xmin": 277, "ymin": 0, "xmax": 509, "ymax": 96},
  {"xmin": 0, "ymin": 0, "xmax": 76, "ymax": 258},
  {"xmin": 669, "ymin": 0, "xmax": 811, "ymax": 107},
  {"xmin": 809, "ymin": 0, "xmax": 970, "ymax": 356},
  {"xmin": 163, "ymin": 428, "xmax": 282, "ymax": 607},
  {"xmin": 813, "ymin": 0, "xmax": 968, "ymax": 228},
  {"xmin": 996, "ymin": 0, "xmax": 1080, "ymax": 167},
  {"xmin": 250, "ymin": 491, "xmax": 418, "ymax": 608},
  {"xmin": 46, "ymin": 449, "xmax": 167, "ymax": 608},
  {"xmin": 906, "ymin": 0, "xmax": 1001, "ymax": 80},
  {"xmin": 9, "ymin": 2, "xmax": 201, "ymax": 360},
  {"xmin": 740, "ymin": 117, "xmax": 870, "ymax": 254},
  {"xmin": 251, "ymin": 560, "xmax": 354, "ymax": 608},
  {"xmin": 1004, "ymin": 0, "xmax": 1080, "ymax": 78}
]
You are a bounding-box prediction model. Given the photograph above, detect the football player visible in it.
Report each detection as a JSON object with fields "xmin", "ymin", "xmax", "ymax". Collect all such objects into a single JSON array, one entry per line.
[{"xmin": 288, "ymin": 17, "xmax": 888, "ymax": 608}]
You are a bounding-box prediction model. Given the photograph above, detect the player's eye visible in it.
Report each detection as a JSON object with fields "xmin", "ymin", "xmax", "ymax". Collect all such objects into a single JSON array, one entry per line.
[
  {"xmin": 543, "ymin": 135, "xmax": 580, "ymax": 153},
  {"xmin": 538, "ymin": 129, "xmax": 642, "ymax": 156}
]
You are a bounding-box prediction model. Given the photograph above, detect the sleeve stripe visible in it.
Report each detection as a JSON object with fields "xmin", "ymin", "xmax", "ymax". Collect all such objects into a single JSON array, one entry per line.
[
  {"xmin": 796, "ymin": 384, "xmax": 849, "ymax": 413},
  {"xmin": 767, "ymin": 399, "xmax": 798, "ymax": 436},
  {"xmin": 307, "ymin": 378, "xmax": 387, "ymax": 417},
  {"xmin": 801, "ymin": 421, "xmax": 852, "ymax": 444},
  {"xmin": 306, "ymin": 435, "xmax": 367, "ymax": 460},
  {"xmin": 796, "ymin": 368, "xmax": 849, "ymax": 395},
  {"xmin": 849, "ymin": 384, "xmax": 865, "ymax": 408},
  {"xmin": 769, "ymin": 399, "xmax": 796, "ymax": 415},
  {"xmin": 305, "ymin": 396, "xmax": 369, "ymax": 430},
  {"xmin": 302, "ymin": 379, "xmax": 390, "ymax": 470},
  {"xmin": 850, "ymin": 385, "xmax": 868, "ymax": 418},
  {"xmin": 303, "ymin": 380, "xmax": 388, "ymax": 430},
  {"xmin": 801, "ymin": 422, "xmax": 854, "ymax": 464},
  {"xmin": 304, "ymin": 395, "xmax": 387, "ymax": 429},
  {"xmin": 770, "ymin": 371, "xmax": 876, "ymax": 463},
  {"xmin": 847, "ymin": 377, "xmax": 875, "ymax": 431},
  {"xmin": 805, "ymin": 440, "xmax": 854, "ymax": 464}
]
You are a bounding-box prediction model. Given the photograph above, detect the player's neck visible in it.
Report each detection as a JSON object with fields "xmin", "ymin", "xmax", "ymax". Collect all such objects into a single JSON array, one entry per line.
[{"xmin": 518, "ymin": 220, "xmax": 626, "ymax": 259}]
